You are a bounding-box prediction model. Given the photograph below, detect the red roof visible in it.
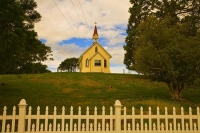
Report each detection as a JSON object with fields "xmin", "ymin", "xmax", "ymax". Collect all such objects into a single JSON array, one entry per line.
[{"xmin": 93, "ymin": 25, "xmax": 98, "ymax": 36}]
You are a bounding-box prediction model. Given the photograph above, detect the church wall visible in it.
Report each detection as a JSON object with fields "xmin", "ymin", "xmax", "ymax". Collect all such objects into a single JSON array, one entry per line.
[
  {"xmin": 79, "ymin": 44, "xmax": 111, "ymax": 73},
  {"xmin": 95, "ymin": 45, "xmax": 111, "ymax": 73},
  {"xmin": 90, "ymin": 54, "xmax": 104, "ymax": 72},
  {"xmin": 80, "ymin": 56, "xmax": 90, "ymax": 72}
]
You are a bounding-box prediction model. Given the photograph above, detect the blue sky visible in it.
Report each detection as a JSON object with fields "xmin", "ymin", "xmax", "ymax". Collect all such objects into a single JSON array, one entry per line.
[
  {"xmin": 58, "ymin": 37, "xmax": 107, "ymax": 47},
  {"xmin": 35, "ymin": 0, "xmax": 133, "ymax": 73}
]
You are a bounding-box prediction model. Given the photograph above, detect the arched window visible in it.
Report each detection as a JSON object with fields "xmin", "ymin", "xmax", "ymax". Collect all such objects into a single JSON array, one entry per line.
[
  {"xmin": 95, "ymin": 47, "xmax": 98, "ymax": 53},
  {"xmin": 86, "ymin": 59, "xmax": 89, "ymax": 67},
  {"xmin": 104, "ymin": 59, "xmax": 107, "ymax": 68}
]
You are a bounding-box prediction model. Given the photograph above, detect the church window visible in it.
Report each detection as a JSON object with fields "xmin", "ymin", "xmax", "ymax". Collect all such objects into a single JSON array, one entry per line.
[
  {"xmin": 95, "ymin": 47, "xmax": 98, "ymax": 53},
  {"xmin": 86, "ymin": 59, "xmax": 89, "ymax": 67},
  {"xmin": 94, "ymin": 60, "xmax": 101, "ymax": 66},
  {"xmin": 104, "ymin": 59, "xmax": 107, "ymax": 67}
]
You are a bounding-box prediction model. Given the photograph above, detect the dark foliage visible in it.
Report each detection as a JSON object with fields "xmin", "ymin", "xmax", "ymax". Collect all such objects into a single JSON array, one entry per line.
[
  {"xmin": 0, "ymin": 0, "xmax": 53, "ymax": 74},
  {"xmin": 58, "ymin": 58, "xmax": 79, "ymax": 72}
]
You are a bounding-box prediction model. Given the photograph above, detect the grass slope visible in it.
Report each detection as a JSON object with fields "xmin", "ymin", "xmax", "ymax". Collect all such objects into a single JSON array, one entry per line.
[{"xmin": 0, "ymin": 72, "xmax": 200, "ymax": 114}]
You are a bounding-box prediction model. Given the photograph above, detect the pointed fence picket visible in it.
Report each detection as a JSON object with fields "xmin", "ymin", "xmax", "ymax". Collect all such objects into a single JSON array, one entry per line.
[{"xmin": 0, "ymin": 99, "xmax": 200, "ymax": 133}]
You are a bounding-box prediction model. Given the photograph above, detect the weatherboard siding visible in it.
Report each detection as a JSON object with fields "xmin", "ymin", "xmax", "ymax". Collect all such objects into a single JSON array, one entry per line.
[{"xmin": 79, "ymin": 43, "xmax": 111, "ymax": 73}]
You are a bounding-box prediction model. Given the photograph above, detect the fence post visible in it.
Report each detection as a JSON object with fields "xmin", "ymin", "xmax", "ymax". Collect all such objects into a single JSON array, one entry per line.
[
  {"xmin": 114, "ymin": 100, "xmax": 122, "ymax": 133},
  {"xmin": 18, "ymin": 99, "xmax": 27, "ymax": 133}
]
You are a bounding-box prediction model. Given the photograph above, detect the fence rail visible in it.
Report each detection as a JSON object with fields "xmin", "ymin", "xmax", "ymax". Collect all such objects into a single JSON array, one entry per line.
[{"xmin": 0, "ymin": 99, "xmax": 200, "ymax": 133}]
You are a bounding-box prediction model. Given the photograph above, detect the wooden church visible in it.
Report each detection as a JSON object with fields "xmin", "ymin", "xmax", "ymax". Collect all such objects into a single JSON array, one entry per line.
[{"xmin": 79, "ymin": 23, "xmax": 112, "ymax": 73}]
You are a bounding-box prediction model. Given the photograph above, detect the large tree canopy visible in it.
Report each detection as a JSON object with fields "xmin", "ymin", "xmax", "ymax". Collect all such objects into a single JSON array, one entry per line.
[
  {"xmin": 58, "ymin": 58, "xmax": 79, "ymax": 72},
  {"xmin": 124, "ymin": 0, "xmax": 200, "ymax": 99},
  {"xmin": 134, "ymin": 16, "xmax": 200, "ymax": 99},
  {"xmin": 124, "ymin": 0, "xmax": 200, "ymax": 69},
  {"xmin": 0, "ymin": 0, "xmax": 53, "ymax": 74}
]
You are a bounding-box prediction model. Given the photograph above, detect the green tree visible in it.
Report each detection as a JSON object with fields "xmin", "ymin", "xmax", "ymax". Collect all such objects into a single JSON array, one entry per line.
[
  {"xmin": 58, "ymin": 58, "xmax": 79, "ymax": 72},
  {"xmin": 124, "ymin": 0, "xmax": 200, "ymax": 69},
  {"xmin": 124, "ymin": 0, "xmax": 200, "ymax": 99},
  {"xmin": 133, "ymin": 16, "xmax": 200, "ymax": 99},
  {"xmin": 0, "ymin": 0, "xmax": 53, "ymax": 74},
  {"xmin": 19, "ymin": 62, "xmax": 51, "ymax": 74}
]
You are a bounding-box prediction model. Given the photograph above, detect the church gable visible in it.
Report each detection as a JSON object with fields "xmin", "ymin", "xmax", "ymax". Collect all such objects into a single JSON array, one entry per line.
[
  {"xmin": 89, "ymin": 52, "xmax": 106, "ymax": 61},
  {"xmin": 80, "ymin": 42, "xmax": 111, "ymax": 59}
]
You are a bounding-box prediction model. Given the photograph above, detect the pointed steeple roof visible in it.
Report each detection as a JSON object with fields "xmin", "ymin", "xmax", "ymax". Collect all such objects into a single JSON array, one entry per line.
[
  {"xmin": 92, "ymin": 22, "xmax": 99, "ymax": 42},
  {"xmin": 93, "ymin": 24, "xmax": 98, "ymax": 36}
]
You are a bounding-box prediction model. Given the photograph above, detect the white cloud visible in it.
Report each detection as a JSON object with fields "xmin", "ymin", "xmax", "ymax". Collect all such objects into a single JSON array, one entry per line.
[
  {"xmin": 43, "ymin": 43, "xmax": 86, "ymax": 69},
  {"xmin": 54, "ymin": 44, "xmax": 85, "ymax": 58},
  {"xmin": 35, "ymin": 0, "xmax": 131, "ymax": 39},
  {"xmin": 107, "ymin": 46, "xmax": 125, "ymax": 65}
]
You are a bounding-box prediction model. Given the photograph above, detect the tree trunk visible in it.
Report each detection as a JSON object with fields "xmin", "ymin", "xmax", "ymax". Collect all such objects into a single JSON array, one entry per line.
[{"xmin": 166, "ymin": 82, "xmax": 183, "ymax": 100}]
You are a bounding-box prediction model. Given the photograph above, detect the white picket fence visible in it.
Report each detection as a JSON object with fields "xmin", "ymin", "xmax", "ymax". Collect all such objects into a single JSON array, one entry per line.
[{"xmin": 0, "ymin": 99, "xmax": 200, "ymax": 133}]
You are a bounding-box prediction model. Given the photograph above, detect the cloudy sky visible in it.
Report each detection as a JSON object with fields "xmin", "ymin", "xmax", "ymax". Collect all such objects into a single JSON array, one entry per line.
[{"xmin": 34, "ymin": 0, "xmax": 132, "ymax": 73}]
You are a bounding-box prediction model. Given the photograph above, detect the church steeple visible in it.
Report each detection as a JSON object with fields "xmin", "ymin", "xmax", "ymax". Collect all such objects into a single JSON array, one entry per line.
[{"xmin": 92, "ymin": 22, "xmax": 99, "ymax": 43}]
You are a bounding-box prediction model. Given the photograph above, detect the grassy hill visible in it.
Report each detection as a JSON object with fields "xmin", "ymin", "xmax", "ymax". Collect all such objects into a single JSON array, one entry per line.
[{"xmin": 0, "ymin": 72, "xmax": 200, "ymax": 114}]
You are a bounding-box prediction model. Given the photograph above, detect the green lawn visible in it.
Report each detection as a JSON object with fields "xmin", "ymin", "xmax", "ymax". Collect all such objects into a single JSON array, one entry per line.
[{"xmin": 0, "ymin": 72, "xmax": 200, "ymax": 114}]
